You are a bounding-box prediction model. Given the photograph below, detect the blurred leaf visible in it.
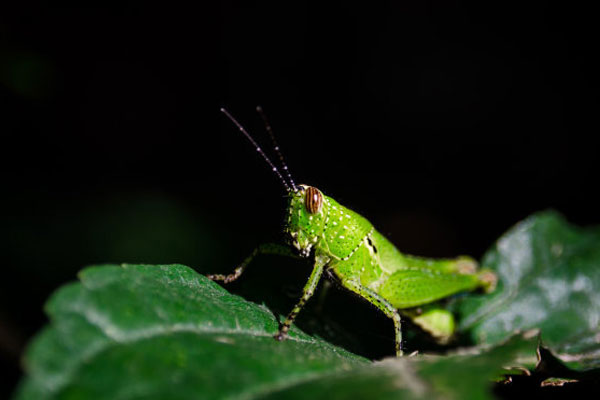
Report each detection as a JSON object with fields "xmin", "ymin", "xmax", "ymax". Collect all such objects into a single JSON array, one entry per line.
[
  {"xmin": 456, "ymin": 211, "xmax": 600, "ymax": 369},
  {"xmin": 15, "ymin": 264, "xmax": 537, "ymax": 400}
]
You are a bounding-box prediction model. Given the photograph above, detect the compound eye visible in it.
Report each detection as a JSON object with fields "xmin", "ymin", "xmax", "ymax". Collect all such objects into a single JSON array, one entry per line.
[{"xmin": 304, "ymin": 186, "xmax": 323, "ymax": 214}]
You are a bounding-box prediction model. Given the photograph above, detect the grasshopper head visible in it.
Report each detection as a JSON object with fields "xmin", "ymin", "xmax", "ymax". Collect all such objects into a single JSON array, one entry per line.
[{"xmin": 285, "ymin": 185, "xmax": 327, "ymax": 257}]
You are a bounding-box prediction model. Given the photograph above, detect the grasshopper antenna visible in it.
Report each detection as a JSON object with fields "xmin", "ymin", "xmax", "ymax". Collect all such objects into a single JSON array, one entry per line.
[
  {"xmin": 256, "ymin": 106, "xmax": 298, "ymax": 192},
  {"xmin": 220, "ymin": 107, "xmax": 292, "ymax": 192}
]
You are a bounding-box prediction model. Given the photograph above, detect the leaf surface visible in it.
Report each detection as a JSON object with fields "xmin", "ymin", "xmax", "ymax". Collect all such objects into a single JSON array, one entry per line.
[{"xmin": 16, "ymin": 264, "xmax": 536, "ymax": 400}]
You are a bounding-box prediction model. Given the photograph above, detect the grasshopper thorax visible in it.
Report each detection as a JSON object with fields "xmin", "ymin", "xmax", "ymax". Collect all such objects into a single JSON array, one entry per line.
[{"xmin": 285, "ymin": 185, "xmax": 327, "ymax": 257}]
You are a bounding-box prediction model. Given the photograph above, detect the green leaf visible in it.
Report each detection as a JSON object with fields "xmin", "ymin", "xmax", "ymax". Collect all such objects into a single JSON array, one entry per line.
[
  {"xmin": 258, "ymin": 335, "xmax": 538, "ymax": 400},
  {"xmin": 456, "ymin": 211, "xmax": 600, "ymax": 368},
  {"xmin": 15, "ymin": 264, "xmax": 536, "ymax": 400},
  {"xmin": 15, "ymin": 264, "xmax": 365, "ymax": 400}
]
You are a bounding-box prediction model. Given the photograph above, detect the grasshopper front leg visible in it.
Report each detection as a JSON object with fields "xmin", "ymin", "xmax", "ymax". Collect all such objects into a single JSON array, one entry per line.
[
  {"xmin": 274, "ymin": 255, "xmax": 327, "ymax": 341},
  {"xmin": 207, "ymin": 243, "xmax": 297, "ymax": 283}
]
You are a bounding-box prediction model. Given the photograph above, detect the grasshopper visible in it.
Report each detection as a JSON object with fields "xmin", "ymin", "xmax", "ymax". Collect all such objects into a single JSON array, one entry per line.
[{"xmin": 208, "ymin": 107, "xmax": 497, "ymax": 356}]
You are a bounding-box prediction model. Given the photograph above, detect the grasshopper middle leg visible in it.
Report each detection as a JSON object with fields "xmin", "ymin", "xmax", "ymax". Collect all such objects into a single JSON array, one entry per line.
[{"xmin": 342, "ymin": 278, "xmax": 404, "ymax": 356}]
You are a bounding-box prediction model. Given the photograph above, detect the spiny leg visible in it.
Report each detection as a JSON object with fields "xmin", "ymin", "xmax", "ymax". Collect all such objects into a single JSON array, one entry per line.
[
  {"xmin": 342, "ymin": 279, "xmax": 403, "ymax": 356},
  {"xmin": 274, "ymin": 257, "xmax": 326, "ymax": 341},
  {"xmin": 207, "ymin": 243, "xmax": 298, "ymax": 284}
]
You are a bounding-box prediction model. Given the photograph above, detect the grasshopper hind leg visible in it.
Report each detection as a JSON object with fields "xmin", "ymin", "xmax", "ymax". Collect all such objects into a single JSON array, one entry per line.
[{"xmin": 402, "ymin": 306, "xmax": 455, "ymax": 344}]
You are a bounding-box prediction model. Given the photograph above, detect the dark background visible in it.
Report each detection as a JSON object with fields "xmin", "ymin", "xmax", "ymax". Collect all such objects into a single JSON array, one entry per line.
[{"xmin": 1, "ymin": 1, "xmax": 598, "ymax": 397}]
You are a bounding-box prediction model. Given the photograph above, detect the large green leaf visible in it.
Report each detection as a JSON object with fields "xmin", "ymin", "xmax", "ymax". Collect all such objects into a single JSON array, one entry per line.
[
  {"xmin": 456, "ymin": 211, "xmax": 600, "ymax": 368},
  {"xmin": 15, "ymin": 264, "xmax": 537, "ymax": 400},
  {"xmin": 15, "ymin": 264, "xmax": 364, "ymax": 400}
]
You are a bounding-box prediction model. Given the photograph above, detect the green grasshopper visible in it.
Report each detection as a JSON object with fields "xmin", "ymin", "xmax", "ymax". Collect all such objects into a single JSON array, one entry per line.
[{"xmin": 208, "ymin": 107, "xmax": 496, "ymax": 356}]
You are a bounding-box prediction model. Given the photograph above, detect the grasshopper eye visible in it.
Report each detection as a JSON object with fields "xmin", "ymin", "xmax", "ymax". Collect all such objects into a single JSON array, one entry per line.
[{"xmin": 304, "ymin": 186, "xmax": 323, "ymax": 214}]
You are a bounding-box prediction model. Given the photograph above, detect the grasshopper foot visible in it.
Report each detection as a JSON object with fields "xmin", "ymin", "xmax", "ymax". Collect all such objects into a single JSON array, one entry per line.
[
  {"xmin": 274, "ymin": 331, "xmax": 288, "ymax": 341},
  {"xmin": 206, "ymin": 267, "xmax": 243, "ymax": 284},
  {"xmin": 478, "ymin": 270, "xmax": 498, "ymax": 293}
]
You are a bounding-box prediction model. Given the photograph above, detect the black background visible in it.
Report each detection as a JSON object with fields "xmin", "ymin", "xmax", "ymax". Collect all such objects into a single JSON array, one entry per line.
[{"xmin": 1, "ymin": 1, "xmax": 599, "ymax": 397}]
